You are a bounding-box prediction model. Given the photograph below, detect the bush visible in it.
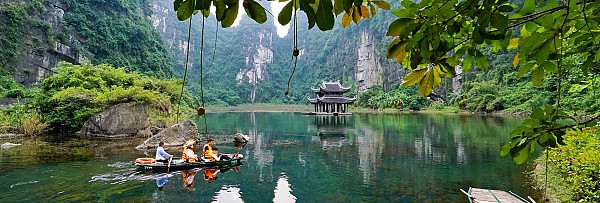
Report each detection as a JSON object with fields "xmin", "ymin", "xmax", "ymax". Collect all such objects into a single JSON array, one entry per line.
[
  {"xmin": 19, "ymin": 111, "xmax": 48, "ymax": 136},
  {"xmin": 430, "ymin": 101, "xmax": 445, "ymax": 111},
  {"xmin": 533, "ymin": 127, "xmax": 600, "ymax": 202},
  {"xmin": 30, "ymin": 62, "xmax": 186, "ymax": 131},
  {"xmin": 355, "ymin": 85, "xmax": 429, "ymax": 110}
]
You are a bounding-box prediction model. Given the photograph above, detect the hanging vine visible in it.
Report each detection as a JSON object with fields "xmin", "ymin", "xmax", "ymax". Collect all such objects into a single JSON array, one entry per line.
[
  {"xmin": 285, "ymin": 0, "xmax": 299, "ymax": 96},
  {"xmin": 176, "ymin": 11, "xmax": 194, "ymax": 124}
]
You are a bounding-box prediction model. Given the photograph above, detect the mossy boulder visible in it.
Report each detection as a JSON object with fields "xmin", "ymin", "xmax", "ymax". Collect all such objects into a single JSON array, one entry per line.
[{"xmin": 77, "ymin": 103, "xmax": 149, "ymax": 138}]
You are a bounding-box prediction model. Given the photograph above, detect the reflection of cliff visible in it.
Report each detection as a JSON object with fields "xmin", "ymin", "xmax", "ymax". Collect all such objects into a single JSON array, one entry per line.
[
  {"xmin": 413, "ymin": 118, "xmax": 467, "ymax": 164},
  {"xmin": 247, "ymin": 112, "xmax": 274, "ymax": 182},
  {"xmin": 356, "ymin": 124, "xmax": 384, "ymax": 185}
]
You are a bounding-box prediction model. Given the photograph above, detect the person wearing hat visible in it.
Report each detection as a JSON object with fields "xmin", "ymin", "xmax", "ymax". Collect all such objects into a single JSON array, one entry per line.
[
  {"xmin": 182, "ymin": 140, "xmax": 198, "ymax": 163},
  {"xmin": 155, "ymin": 141, "xmax": 173, "ymax": 163}
]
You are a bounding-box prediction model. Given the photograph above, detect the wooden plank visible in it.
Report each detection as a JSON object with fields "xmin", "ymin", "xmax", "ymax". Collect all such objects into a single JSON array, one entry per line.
[{"xmin": 469, "ymin": 188, "xmax": 526, "ymax": 203}]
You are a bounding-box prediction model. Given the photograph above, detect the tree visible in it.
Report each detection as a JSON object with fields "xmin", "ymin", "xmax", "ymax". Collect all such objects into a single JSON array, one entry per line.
[{"xmin": 172, "ymin": 0, "xmax": 600, "ymax": 164}]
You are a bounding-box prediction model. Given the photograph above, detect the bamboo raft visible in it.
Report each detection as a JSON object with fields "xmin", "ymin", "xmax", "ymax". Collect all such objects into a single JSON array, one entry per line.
[{"xmin": 460, "ymin": 187, "xmax": 536, "ymax": 203}]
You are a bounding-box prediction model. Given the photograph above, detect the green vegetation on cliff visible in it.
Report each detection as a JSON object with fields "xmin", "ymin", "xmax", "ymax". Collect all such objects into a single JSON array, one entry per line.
[
  {"xmin": 61, "ymin": 0, "xmax": 173, "ymax": 77},
  {"xmin": 0, "ymin": 0, "xmax": 173, "ymax": 78},
  {"xmin": 33, "ymin": 62, "xmax": 183, "ymax": 131},
  {"xmin": 0, "ymin": 62, "xmax": 187, "ymax": 134}
]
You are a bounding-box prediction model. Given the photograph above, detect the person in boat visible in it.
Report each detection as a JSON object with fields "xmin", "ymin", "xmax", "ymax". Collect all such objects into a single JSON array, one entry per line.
[
  {"xmin": 212, "ymin": 148, "xmax": 231, "ymax": 161},
  {"xmin": 182, "ymin": 141, "xmax": 198, "ymax": 163},
  {"xmin": 155, "ymin": 141, "xmax": 173, "ymax": 164},
  {"xmin": 203, "ymin": 139, "xmax": 219, "ymax": 161}
]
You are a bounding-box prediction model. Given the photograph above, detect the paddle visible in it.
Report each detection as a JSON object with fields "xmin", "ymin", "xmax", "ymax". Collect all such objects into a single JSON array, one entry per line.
[{"xmin": 167, "ymin": 155, "xmax": 173, "ymax": 172}]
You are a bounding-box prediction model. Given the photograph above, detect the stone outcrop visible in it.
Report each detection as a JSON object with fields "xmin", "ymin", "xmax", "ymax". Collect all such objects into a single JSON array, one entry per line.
[
  {"xmin": 135, "ymin": 120, "xmax": 198, "ymax": 149},
  {"xmin": 1, "ymin": 142, "xmax": 21, "ymax": 149},
  {"xmin": 3, "ymin": 0, "xmax": 84, "ymax": 86},
  {"xmin": 234, "ymin": 133, "xmax": 250, "ymax": 143},
  {"xmin": 356, "ymin": 31, "xmax": 383, "ymax": 92},
  {"xmin": 236, "ymin": 29, "xmax": 274, "ymax": 102},
  {"xmin": 77, "ymin": 103, "xmax": 149, "ymax": 138}
]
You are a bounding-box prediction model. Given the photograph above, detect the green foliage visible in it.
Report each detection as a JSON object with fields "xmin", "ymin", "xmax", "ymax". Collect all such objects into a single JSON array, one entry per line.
[
  {"xmin": 533, "ymin": 127, "xmax": 600, "ymax": 202},
  {"xmin": 458, "ymin": 81, "xmax": 504, "ymax": 112},
  {"xmin": 0, "ymin": 74, "xmax": 32, "ymax": 98},
  {"xmin": 173, "ymin": 0, "xmax": 389, "ymax": 30},
  {"xmin": 390, "ymin": 0, "xmax": 600, "ymax": 99},
  {"xmin": 0, "ymin": 104, "xmax": 47, "ymax": 135},
  {"xmin": 0, "ymin": 3, "xmax": 27, "ymax": 67},
  {"xmin": 61, "ymin": 0, "xmax": 173, "ymax": 77},
  {"xmin": 31, "ymin": 62, "xmax": 183, "ymax": 130},
  {"xmin": 355, "ymin": 85, "xmax": 429, "ymax": 109},
  {"xmin": 430, "ymin": 101, "xmax": 445, "ymax": 111}
]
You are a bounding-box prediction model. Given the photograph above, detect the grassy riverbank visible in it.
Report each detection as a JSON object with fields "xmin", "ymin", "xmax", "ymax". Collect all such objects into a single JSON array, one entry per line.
[
  {"xmin": 530, "ymin": 127, "xmax": 600, "ymax": 202},
  {"xmin": 205, "ymin": 103, "xmax": 518, "ymax": 116}
]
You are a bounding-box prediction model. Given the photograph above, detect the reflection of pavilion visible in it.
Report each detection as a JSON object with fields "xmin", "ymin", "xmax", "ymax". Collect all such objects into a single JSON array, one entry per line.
[
  {"xmin": 306, "ymin": 81, "xmax": 356, "ymax": 115},
  {"xmin": 309, "ymin": 116, "xmax": 356, "ymax": 137}
]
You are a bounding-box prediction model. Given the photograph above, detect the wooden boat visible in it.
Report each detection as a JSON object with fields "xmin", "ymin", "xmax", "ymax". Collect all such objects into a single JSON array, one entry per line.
[
  {"xmin": 135, "ymin": 154, "xmax": 244, "ymax": 170},
  {"xmin": 460, "ymin": 187, "xmax": 536, "ymax": 203}
]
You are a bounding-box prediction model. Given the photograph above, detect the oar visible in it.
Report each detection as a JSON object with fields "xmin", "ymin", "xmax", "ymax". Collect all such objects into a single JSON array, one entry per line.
[{"xmin": 167, "ymin": 156, "xmax": 173, "ymax": 172}]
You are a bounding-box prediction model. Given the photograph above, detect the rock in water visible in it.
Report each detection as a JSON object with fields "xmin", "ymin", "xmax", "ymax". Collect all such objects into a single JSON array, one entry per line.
[
  {"xmin": 234, "ymin": 133, "xmax": 249, "ymax": 143},
  {"xmin": 135, "ymin": 120, "xmax": 198, "ymax": 149},
  {"xmin": 77, "ymin": 103, "xmax": 149, "ymax": 138},
  {"xmin": 1, "ymin": 142, "xmax": 21, "ymax": 149}
]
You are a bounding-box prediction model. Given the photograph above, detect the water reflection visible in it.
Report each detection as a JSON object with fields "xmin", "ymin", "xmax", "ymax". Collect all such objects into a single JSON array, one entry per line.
[
  {"xmin": 310, "ymin": 116, "xmax": 356, "ymax": 136},
  {"xmin": 0, "ymin": 113, "xmax": 532, "ymax": 202},
  {"xmin": 273, "ymin": 173, "xmax": 296, "ymax": 203},
  {"xmin": 356, "ymin": 123, "xmax": 383, "ymax": 185},
  {"xmin": 182, "ymin": 168, "xmax": 199, "ymax": 191},
  {"xmin": 212, "ymin": 186, "xmax": 243, "ymax": 203}
]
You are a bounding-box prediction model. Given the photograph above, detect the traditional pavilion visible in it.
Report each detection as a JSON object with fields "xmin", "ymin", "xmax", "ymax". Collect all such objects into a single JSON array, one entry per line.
[{"xmin": 308, "ymin": 81, "xmax": 356, "ymax": 115}]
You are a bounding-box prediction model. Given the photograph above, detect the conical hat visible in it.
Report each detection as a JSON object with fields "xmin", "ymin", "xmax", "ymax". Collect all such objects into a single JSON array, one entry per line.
[{"xmin": 183, "ymin": 140, "xmax": 196, "ymax": 148}]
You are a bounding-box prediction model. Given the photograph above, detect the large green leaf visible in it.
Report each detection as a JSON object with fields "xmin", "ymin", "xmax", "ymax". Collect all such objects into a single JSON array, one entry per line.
[
  {"xmin": 462, "ymin": 55, "xmax": 473, "ymax": 72},
  {"xmin": 333, "ymin": 0, "xmax": 344, "ymax": 15},
  {"xmin": 177, "ymin": 0, "xmax": 195, "ymax": 21},
  {"xmin": 315, "ymin": 0, "xmax": 335, "ymax": 30},
  {"xmin": 221, "ymin": 1, "xmax": 239, "ymax": 28},
  {"xmin": 511, "ymin": 141, "xmax": 532, "ymax": 165},
  {"xmin": 497, "ymin": 4, "xmax": 513, "ymax": 12},
  {"xmin": 475, "ymin": 53, "xmax": 489, "ymax": 70},
  {"xmin": 517, "ymin": 63, "xmax": 533, "ymax": 78},
  {"xmin": 342, "ymin": 0, "xmax": 353, "ymax": 13},
  {"xmin": 372, "ymin": 1, "xmax": 390, "ymax": 10},
  {"xmin": 174, "ymin": 0, "xmax": 183, "ymax": 11},
  {"xmin": 245, "ymin": 0, "xmax": 268, "ymax": 24},
  {"xmin": 386, "ymin": 18, "xmax": 412, "ymax": 36},
  {"xmin": 195, "ymin": 0, "xmax": 212, "ymax": 11},
  {"xmin": 299, "ymin": 0, "xmax": 317, "ymax": 28},
  {"xmin": 402, "ymin": 68, "xmax": 427, "ymax": 86},
  {"xmin": 418, "ymin": 67, "xmax": 436, "ymax": 97},
  {"xmin": 278, "ymin": 1, "xmax": 294, "ymax": 25},
  {"xmin": 531, "ymin": 67, "xmax": 544, "ymax": 86},
  {"xmin": 521, "ymin": 0, "xmax": 535, "ymax": 15},
  {"xmin": 216, "ymin": 0, "xmax": 226, "ymax": 20}
]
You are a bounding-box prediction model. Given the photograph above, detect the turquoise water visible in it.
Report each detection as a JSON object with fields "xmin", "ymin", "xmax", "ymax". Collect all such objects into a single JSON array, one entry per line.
[{"xmin": 0, "ymin": 112, "xmax": 535, "ymax": 202}]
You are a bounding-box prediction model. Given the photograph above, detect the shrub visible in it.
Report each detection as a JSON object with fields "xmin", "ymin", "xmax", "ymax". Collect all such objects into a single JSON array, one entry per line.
[
  {"xmin": 31, "ymin": 62, "xmax": 186, "ymax": 131},
  {"xmin": 430, "ymin": 101, "xmax": 445, "ymax": 111},
  {"xmin": 19, "ymin": 111, "xmax": 48, "ymax": 136},
  {"xmin": 533, "ymin": 127, "xmax": 600, "ymax": 202}
]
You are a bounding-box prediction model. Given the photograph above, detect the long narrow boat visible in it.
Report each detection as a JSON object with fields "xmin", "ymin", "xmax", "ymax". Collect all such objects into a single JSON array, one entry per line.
[
  {"xmin": 460, "ymin": 187, "xmax": 536, "ymax": 203},
  {"xmin": 135, "ymin": 154, "xmax": 244, "ymax": 170}
]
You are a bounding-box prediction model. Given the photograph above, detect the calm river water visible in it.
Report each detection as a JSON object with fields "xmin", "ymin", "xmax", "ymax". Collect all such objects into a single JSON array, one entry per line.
[{"xmin": 0, "ymin": 112, "xmax": 536, "ymax": 202}]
